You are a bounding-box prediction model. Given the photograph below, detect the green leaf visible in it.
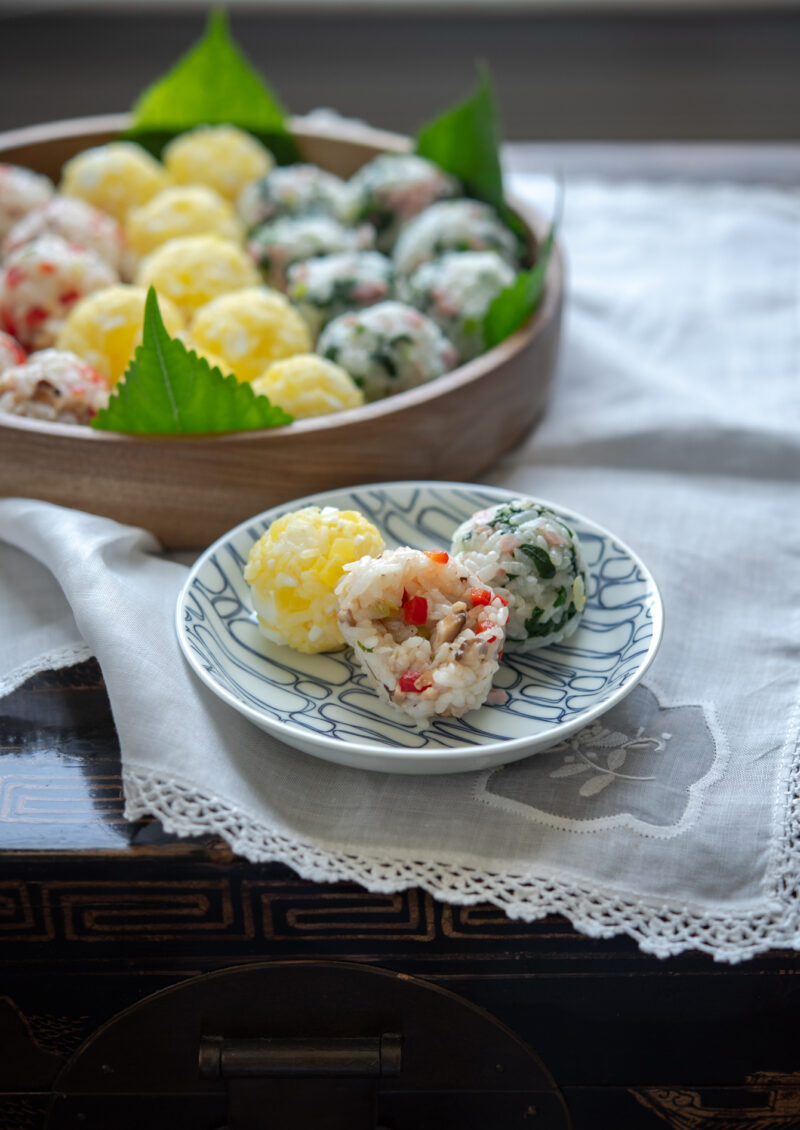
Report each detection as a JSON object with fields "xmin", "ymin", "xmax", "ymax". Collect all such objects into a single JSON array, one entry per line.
[
  {"xmin": 415, "ymin": 64, "xmax": 504, "ymax": 213},
  {"xmin": 91, "ymin": 288, "xmax": 292, "ymax": 435},
  {"xmin": 482, "ymin": 222, "xmax": 556, "ymax": 350},
  {"xmin": 125, "ymin": 10, "xmax": 298, "ymax": 162}
]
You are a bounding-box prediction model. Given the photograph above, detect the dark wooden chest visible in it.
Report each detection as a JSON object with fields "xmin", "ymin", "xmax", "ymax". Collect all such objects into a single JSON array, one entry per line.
[{"xmin": 2, "ymin": 661, "xmax": 798, "ymax": 1129}]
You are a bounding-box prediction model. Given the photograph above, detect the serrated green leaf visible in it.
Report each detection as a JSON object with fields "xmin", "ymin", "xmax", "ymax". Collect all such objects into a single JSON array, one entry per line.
[
  {"xmin": 125, "ymin": 9, "xmax": 298, "ymax": 162},
  {"xmin": 415, "ymin": 64, "xmax": 504, "ymax": 213},
  {"xmin": 482, "ymin": 221, "xmax": 556, "ymax": 350},
  {"xmin": 91, "ymin": 288, "xmax": 292, "ymax": 434}
]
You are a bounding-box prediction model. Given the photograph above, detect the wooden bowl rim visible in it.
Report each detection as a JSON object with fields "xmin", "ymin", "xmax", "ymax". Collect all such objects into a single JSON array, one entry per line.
[{"xmin": 0, "ymin": 112, "xmax": 563, "ymax": 447}]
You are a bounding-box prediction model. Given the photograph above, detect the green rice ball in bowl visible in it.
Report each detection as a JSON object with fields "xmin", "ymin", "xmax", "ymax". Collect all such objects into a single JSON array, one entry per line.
[
  {"xmin": 316, "ymin": 299, "xmax": 457, "ymax": 401},
  {"xmin": 397, "ymin": 250, "xmax": 515, "ymax": 363},
  {"xmin": 450, "ymin": 499, "xmax": 589, "ymax": 651},
  {"xmin": 393, "ymin": 198, "xmax": 521, "ymax": 277}
]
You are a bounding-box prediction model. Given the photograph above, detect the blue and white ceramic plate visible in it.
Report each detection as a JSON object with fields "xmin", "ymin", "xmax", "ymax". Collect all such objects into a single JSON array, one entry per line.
[{"xmin": 176, "ymin": 482, "xmax": 664, "ymax": 774}]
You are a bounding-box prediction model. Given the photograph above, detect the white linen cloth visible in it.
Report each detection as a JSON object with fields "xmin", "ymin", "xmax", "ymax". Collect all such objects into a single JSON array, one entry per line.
[{"xmin": 1, "ymin": 174, "xmax": 799, "ymax": 963}]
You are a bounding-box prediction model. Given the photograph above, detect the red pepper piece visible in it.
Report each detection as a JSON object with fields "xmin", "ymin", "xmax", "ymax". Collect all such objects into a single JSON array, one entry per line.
[
  {"xmin": 424, "ymin": 551, "xmax": 449, "ymax": 564},
  {"xmin": 497, "ymin": 595, "xmax": 509, "ymax": 606},
  {"xmin": 24, "ymin": 307, "xmax": 48, "ymax": 328},
  {"xmin": 398, "ymin": 671, "xmax": 424, "ymax": 693},
  {"xmin": 470, "ymin": 587, "xmax": 493, "ymax": 606},
  {"xmin": 5, "ymin": 266, "xmax": 25, "ymax": 289},
  {"xmin": 59, "ymin": 290, "xmax": 80, "ymax": 306},
  {"xmin": 403, "ymin": 595, "xmax": 428, "ymax": 626},
  {"xmin": 39, "ymin": 262, "xmax": 56, "ymax": 275}
]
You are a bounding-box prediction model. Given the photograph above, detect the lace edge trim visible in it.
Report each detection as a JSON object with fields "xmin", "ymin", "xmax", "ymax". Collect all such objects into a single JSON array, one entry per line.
[
  {"xmin": 0, "ymin": 644, "xmax": 93, "ymax": 699},
  {"xmin": 123, "ymin": 766, "xmax": 800, "ymax": 965}
]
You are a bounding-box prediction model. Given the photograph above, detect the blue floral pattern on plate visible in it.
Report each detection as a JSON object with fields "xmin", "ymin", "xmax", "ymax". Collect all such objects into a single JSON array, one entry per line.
[{"xmin": 176, "ymin": 482, "xmax": 664, "ymax": 774}]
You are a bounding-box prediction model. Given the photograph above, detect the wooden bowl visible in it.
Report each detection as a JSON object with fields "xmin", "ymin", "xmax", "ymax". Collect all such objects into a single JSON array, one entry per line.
[{"xmin": 0, "ymin": 114, "xmax": 564, "ymax": 548}]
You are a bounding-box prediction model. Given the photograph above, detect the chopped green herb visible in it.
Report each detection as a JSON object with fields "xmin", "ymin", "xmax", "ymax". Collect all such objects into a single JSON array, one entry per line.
[
  {"xmin": 520, "ymin": 544, "xmax": 556, "ymax": 579},
  {"xmin": 553, "ymin": 586, "xmax": 567, "ymax": 608},
  {"xmin": 356, "ymin": 640, "xmax": 374, "ymax": 653},
  {"xmin": 525, "ymin": 602, "xmax": 577, "ymax": 639},
  {"xmin": 92, "ymin": 288, "xmax": 292, "ymax": 434}
]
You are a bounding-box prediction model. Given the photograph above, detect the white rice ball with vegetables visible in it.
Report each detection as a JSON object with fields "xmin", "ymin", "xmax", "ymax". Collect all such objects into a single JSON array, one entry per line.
[
  {"xmin": 247, "ymin": 215, "xmax": 375, "ymax": 291},
  {"xmin": 287, "ymin": 250, "xmax": 394, "ymax": 338},
  {"xmin": 451, "ymin": 499, "xmax": 588, "ymax": 651},
  {"xmin": 316, "ymin": 300, "xmax": 457, "ymax": 401},
  {"xmin": 0, "ymin": 348, "xmax": 109, "ymax": 425},
  {"xmin": 3, "ymin": 196, "xmax": 126, "ymax": 275},
  {"xmin": 393, "ymin": 199, "xmax": 521, "ymax": 277},
  {"xmin": 336, "ymin": 547, "xmax": 507, "ymax": 719},
  {"xmin": 349, "ymin": 153, "xmax": 460, "ymax": 251},
  {"xmin": 0, "ymin": 164, "xmax": 54, "ymax": 241},
  {"xmin": 238, "ymin": 164, "xmax": 354, "ymax": 229},
  {"xmin": 398, "ymin": 250, "xmax": 515, "ymax": 363},
  {"xmin": 0, "ymin": 234, "xmax": 118, "ymax": 349},
  {"xmin": 245, "ymin": 505, "xmax": 385, "ymax": 654}
]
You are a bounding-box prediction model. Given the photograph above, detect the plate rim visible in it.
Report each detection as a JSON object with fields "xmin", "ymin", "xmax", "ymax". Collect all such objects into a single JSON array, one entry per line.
[{"xmin": 175, "ymin": 480, "xmax": 665, "ymax": 766}]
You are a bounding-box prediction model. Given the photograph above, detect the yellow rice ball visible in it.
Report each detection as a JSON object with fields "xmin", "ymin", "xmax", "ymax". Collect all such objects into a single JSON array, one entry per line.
[
  {"xmin": 252, "ymin": 354, "xmax": 364, "ymax": 419},
  {"xmin": 135, "ymin": 234, "xmax": 260, "ymax": 319},
  {"xmin": 60, "ymin": 142, "xmax": 170, "ymax": 223},
  {"xmin": 125, "ymin": 185, "xmax": 243, "ymax": 261},
  {"xmin": 55, "ymin": 284, "xmax": 184, "ymax": 385},
  {"xmin": 163, "ymin": 125, "xmax": 274, "ymax": 202},
  {"xmin": 245, "ymin": 505, "xmax": 385, "ymax": 653},
  {"xmin": 190, "ymin": 287, "xmax": 311, "ymax": 383}
]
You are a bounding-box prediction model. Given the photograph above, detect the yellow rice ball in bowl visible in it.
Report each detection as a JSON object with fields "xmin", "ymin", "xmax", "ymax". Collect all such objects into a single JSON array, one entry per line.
[
  {"xmin": 163, "ymin": 125, "xmax": 274, "ymax": 202},
  {"xmin": 190, "ymin": 287, "xmax": 311, "ymax": 383},
  {"xmin": 55, "ymin": 284, "xmax": 184, "ymax": 385},
  {"xmin": 60, "ymin": 141, "xmax": 170, "ymax": 223},
  {"xmin": 125, "ymin": 186, "xmax": 244, "ymax": 262},
  {"xmin": 135, "ymin": 234, "xmax": 260, "ymax": 319},
  {"xmin": 245, "ymin": 505, "xmax": 385, "ymax": 653},
  {"xmin": 174, "ymin": 331, "xmax": 234, "ymax": 376},
  {"xmin": 252, "ymin": 354, "xmax": 364, "ymax": 419}
]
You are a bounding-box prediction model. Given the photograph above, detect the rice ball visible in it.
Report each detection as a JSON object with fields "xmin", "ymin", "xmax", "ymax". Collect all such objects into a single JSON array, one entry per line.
[
  {"xmin": 0, "ymin": 164, "xmax": 54, "ymax": 241},
  {"xmin": 316, "ymin": 300, "xmax": 457, "ymax": 401},
  {"xmin": 252, "ymin": 354, "xmax": 364, "ymax": 419},
  {"xmin": 237, "ymin": 163, "xmax": 354, "ymax": 230},
  {"xmin": 56, "ymin": 283, "xmax": 185, "ymax": 385},
  {"xmin": 0, "ymin": 330, "xmax": 26, "ymax": 376},
  {"xmin": 349, "ymin": 153, "xmax": 460, "ymax": 251},
  {"xmin": 3, "ymin": 196, "xmax": 126, "ymax": 275},
  {"xmin": 135, "ymin": 234, "xmax": 260, "ymax": 319},
  {"xmin": 190, "ymin": 287, "xmax": 312, "ymax": 383},
  {"xmin": 393, "ymin": 199, "xmax": 521, "ymax": 277},
  {"xmin": 0, "ymin": 348, "xmax": 109, "ymax": 426},
  {"xmin": 245, "ymin": 505, "xmax": 385, "ymax": 653},
  {"xmin": 163, "ymin": 125, "xmax": 273, "ymax": 203},
  {"xmin": 398, "ymin": 250, "xmax": 516, "ymax": 363},
  {"xmin": 287, "ymin": 251, "xmax": 394, "ymax": 339},
  {"xmin": 60, "ymin": 141, "xmax": 169, "ymax": 223},
  {"xmin": 0, "ymin": 234, "xmax": 118, "ymax": 349},
  {"xmin": 125, "ymin": 186, "xmax": 243, "ymax": 262},
  {"xmin": 451, "ymin": 499, "xmax": 589, "ymax": 651},
  {"xmin": 336, "ymin": 546, "xmax": 508, "ymax": 719},
  {"xmin": 247, "ymin": 215, "xmax": 375, "ymax": 291}
]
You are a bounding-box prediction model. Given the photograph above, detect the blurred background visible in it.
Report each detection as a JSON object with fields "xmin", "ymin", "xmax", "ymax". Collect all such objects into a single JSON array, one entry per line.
[{"xmin": 1, "ymin": 0, "xmax": 800, "ymax": 140}]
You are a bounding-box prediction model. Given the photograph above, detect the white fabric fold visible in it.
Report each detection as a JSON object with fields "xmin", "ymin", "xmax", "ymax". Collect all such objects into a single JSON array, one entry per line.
[{"xmin": 1, "ymin": 173, "xmax": 799, "ymax": 961}]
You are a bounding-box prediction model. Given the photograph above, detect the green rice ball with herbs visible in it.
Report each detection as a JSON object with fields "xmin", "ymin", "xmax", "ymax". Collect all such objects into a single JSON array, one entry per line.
[
  {"xmin": 349, "ymin": 153, "xmax": 460, "ymax": 251},
  {"xmin": 393, "ymin": 199, "xmax": 521, "ymax": 277},
  {"xmin": 237, "ymin": 164, "xmax": 355, "ymax": 230},
  {"xmin": 397, "ymin": 250, "xmax": 515, "ymax": 363},
  {"xmin": 287, "ymin": 250, "xmax": 395, "ymax": 339},
  {"xmin": 316, "ymin": 300, "xmax": 457, "ymax": 401},
  {"xmin": 247, "ymin": 215, "xmax": 375, "ymax": 290},
  {"xmin": 450, "ymin": 499, "xmax": 588, "ymax": 651}
]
